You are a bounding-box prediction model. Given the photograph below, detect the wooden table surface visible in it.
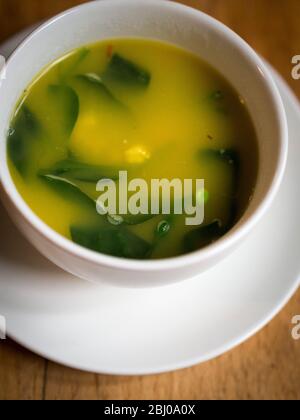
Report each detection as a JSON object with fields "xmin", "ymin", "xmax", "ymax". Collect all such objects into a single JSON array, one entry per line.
[{"xmin": 0, "ymin": 0, "xmax": 299, "ymax": 400}]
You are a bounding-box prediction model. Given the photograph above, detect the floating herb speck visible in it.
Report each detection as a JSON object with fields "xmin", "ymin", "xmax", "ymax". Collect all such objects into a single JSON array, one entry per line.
[
  {"xmin": 156, "ymin": 220, "xmax": 171, "ymax": 237},
  {"xmin": 211, "ymin": 90, "xmax": 224, "ymax": 100}
]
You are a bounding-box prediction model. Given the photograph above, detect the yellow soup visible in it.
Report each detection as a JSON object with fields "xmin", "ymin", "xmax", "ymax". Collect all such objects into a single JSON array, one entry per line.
[{"xmin": 7, "ymin": 39, "xmax": 258, "ymax": 259}]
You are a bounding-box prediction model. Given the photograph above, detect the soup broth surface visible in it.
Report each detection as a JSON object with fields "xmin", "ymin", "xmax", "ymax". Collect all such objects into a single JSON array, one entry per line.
[{"xmin": 7, "ymin": 38, "xmax": 258, "ymax": 260}]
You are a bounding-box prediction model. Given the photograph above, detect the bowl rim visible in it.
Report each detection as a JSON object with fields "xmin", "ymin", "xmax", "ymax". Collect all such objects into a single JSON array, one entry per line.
[{"xmin": 0, "ymin": 0, "xmax": 288, "ymax": 272}]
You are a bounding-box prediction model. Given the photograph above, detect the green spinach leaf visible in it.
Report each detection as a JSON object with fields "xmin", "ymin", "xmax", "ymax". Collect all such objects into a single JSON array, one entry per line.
[
  {"xmin": 183, "ymin": 220, "xmax": 224, "ymax": 253},
  {"xmin": 199, "ymin": 147, "xmax": 240, "ymax": 226},
  {"xmin": 199, "ymin": 148, "xmax": 239, "ymax": 174},
  {"xmin": 39, "ymin": 173, "xmax": 95, "ymax": 208},
  {"xmin": 59, "ymin": 47, "xmax": 90, "ymax": 82},
  {"xmin": 39, "ymin": 170, "xmax": 155, "ymax": 226},
  {"xmin": 71, "ymin": 224, "xmax": 152, "ymax": 259},
  {"xmin": 103, "ymin": 54, "xmax": 151, "ymax": 88},
  {"xmin": 75, "ymin": 73, "xmax": 124, "ymax": 107},
  {"xmin": 39, "ymin": 159, "xmax": 119, "ymax": 182},
  {"xmin": 7, "ymin": 105, "xmax": 42, "ymax": 175},
  {"xmin": 48, "ymin": 84, "xmax": 79, "ymax": 137}
]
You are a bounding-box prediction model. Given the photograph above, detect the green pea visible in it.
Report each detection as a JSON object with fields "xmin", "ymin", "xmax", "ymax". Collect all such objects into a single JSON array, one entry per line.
[{"xmin": 197, "ymin": 189, "xmax": 209, "ymax": 205}]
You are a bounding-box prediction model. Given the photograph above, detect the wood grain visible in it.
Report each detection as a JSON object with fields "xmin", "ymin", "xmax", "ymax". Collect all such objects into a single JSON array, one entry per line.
[
  {"xmin": 0, "ymin": 0, "xmax": 300, "ymax": 400},
  {"xmin": 0, "ymin": 340, "xmax": 45, "ymax": 400}
]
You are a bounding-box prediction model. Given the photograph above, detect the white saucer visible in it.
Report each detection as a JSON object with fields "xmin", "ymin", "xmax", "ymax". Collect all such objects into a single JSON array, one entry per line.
[{"xmin": 0, "ymin": 29, "xmax": 299, "ymax": 375}]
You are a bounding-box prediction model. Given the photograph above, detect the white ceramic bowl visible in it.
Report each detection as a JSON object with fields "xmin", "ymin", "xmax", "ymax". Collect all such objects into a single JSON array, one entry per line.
[{"xmin": 0, "ymin": 0, "xmax": 288, "ymax": 288}]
